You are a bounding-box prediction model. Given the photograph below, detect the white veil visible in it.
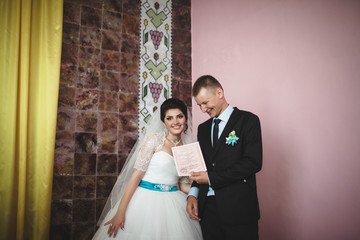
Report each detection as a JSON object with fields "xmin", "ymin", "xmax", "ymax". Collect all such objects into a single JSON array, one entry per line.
[{"xmin": 97, "ymin": 108, "xmax": 193, "ymax": 226}]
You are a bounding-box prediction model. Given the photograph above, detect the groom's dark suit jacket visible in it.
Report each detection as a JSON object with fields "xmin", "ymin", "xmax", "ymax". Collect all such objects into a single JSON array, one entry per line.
[{"xmin": 193, "ymin": 107, "xmax": 262, "ymax": 225}]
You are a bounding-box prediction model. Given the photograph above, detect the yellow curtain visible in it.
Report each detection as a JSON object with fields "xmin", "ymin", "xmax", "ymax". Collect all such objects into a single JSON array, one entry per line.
[{"xmin": 0, "ymin": 0, "xmax": 63, "ymax": 239}]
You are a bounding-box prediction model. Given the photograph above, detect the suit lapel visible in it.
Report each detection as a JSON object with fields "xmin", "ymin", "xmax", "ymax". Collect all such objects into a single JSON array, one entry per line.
[
  {"xmin": 203, "ymin": 120, "xmax": 214, "ymax": 158},
  {"xmin": 197, "ymin": 119, "xmax": 214, "ymax": 165}
]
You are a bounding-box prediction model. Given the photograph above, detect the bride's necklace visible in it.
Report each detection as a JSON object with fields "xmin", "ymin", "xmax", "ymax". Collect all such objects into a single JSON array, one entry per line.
[{"xmin": 167, "ymin": 136, "xmax": 181, "ymax": 146}]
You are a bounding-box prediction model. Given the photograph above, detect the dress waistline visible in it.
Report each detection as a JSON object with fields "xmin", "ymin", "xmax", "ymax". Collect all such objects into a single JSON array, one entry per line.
[{"xmin": 138, "ymin": 180, "xmax": 178, "ymax": 192}]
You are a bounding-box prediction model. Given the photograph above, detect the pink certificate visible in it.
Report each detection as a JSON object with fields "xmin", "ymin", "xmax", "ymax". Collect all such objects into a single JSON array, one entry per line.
[{"xmin": 171, "ymin": 142, "xmax": 207, "ymax": 176}]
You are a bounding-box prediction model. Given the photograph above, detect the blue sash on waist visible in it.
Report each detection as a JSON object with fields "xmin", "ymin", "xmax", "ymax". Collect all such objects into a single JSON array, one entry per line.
[{"xmin": 138, "ymin": 180, "xmax": 177, "ymax": 192}]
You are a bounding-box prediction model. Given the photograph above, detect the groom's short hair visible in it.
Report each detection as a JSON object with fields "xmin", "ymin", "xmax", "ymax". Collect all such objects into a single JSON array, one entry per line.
[{"xmin": 192, "ymin": 75, "xmax": 223, "ymax": 97}]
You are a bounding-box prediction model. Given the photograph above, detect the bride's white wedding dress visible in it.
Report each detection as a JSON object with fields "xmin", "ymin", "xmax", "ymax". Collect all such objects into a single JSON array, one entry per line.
[{"xmin": 93, "ymin": 150, "xmax": 202, "ymax": 239}]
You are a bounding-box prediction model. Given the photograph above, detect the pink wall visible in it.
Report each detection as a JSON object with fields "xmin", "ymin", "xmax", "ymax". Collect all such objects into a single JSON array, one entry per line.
[{"xmin": 192, "ymin": 0, "xmax": 360, "ymax": 239}]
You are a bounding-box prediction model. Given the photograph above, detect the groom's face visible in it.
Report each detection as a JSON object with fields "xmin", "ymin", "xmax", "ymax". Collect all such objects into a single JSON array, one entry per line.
[{"xmin": 194, "ymin": 87, "xmax": 223, "ymax": 118}]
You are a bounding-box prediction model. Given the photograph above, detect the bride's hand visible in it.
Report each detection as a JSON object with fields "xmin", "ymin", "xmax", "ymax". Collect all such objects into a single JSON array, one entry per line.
[{"xmin": 104, "ymin": 211, "xmax": 125, "ymax": 237}]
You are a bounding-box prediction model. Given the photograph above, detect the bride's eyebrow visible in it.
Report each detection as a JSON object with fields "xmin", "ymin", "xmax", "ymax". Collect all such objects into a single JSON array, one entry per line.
[{"xmin": 166, "ymin": 114, "xmax": 182, "ymax": 119}]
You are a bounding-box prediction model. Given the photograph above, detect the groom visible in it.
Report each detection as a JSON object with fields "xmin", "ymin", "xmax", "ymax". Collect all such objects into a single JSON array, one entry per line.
[{"xmin": 187, "ymin": 75, "xmax": 263, "ymax": 240}]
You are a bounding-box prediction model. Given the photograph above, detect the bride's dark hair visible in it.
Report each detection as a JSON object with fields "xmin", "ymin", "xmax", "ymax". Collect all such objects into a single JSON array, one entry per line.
[{"xmin": 160, "ymin": 98, "xmax": 188, "ymax": 132}]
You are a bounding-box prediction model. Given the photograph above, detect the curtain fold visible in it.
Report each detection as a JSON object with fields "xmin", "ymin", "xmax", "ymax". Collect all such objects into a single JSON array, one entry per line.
[{"xmin": 0, "ymin": 0, "xmax": 63, "ymax": 239}]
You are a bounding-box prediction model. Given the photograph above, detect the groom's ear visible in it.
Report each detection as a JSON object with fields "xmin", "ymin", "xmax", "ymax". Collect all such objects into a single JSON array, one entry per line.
[{"xmin": 216, "ymin": 87, "xmax": 224, "ymax": 99}]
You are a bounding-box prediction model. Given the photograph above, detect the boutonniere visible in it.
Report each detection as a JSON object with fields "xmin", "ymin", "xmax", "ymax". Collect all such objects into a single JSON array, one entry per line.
[{"xmin": 225, "ymin": 131, "xmax": 239, "ymax": 146}]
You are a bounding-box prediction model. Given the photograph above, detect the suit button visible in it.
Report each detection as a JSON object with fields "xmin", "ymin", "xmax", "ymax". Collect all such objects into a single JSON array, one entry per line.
[
  {"xmin": 211, "ymin": 163, "xmax": 216, "ymax": 167},
  {"xmin": 243, "ymin": 179, "xmax": 247, "ymax": 183}
]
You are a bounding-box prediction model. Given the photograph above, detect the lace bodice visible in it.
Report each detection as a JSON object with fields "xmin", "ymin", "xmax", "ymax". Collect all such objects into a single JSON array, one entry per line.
[{"xmin": 134, "ymin": 132, "xmax": 191, "ymax": 184}]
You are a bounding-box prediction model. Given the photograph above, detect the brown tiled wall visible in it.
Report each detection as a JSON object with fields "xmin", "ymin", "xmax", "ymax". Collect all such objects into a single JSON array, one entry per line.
[{"xmin": 50, "ymin": 0, "xmax": 191, "ymax": 239}]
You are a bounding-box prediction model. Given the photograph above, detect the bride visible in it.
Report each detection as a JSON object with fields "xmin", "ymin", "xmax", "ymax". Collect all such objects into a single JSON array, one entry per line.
[{"xmin": 93, "ymin": 98, "xmax": 202, "ymax": 239}]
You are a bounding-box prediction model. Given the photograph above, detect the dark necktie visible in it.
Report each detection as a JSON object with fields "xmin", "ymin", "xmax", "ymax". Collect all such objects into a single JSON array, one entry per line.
[{"xmin": 213, "ymin": 118, "xmax": 221, "ymax": 148}]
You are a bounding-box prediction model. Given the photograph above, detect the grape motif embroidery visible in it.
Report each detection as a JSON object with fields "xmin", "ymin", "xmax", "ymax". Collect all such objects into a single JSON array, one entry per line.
[
  {"xmin": 150, "ymin": 30, "xmax": 163, "ymax": 50},
  {"xmin": 149, "ymin": 82, "xmax": 163, "ymax": 103}
]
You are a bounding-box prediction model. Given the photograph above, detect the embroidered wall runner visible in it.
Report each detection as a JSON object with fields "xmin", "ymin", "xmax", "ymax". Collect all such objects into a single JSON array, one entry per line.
[{"xmin": 138, "ymin": 0, "xmax": 172, "ymax": 136}]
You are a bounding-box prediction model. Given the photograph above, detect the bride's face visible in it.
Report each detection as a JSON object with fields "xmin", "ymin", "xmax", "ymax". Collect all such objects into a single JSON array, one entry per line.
[{"xmin": 163, "ymin": 108, "xmax": 186, "ymax": 137}]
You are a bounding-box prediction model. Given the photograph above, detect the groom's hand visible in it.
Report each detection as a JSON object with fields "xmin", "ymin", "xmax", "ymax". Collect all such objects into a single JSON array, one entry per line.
[{"xmin": 189, "ymin": 171, "xmax": 209, "ymax": 184}]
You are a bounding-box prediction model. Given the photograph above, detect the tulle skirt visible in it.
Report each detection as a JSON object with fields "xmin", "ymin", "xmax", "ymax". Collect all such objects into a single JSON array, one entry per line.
[{"xmin": 93, "ymin": 187, "xmax": 202, "ymax": 239}]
